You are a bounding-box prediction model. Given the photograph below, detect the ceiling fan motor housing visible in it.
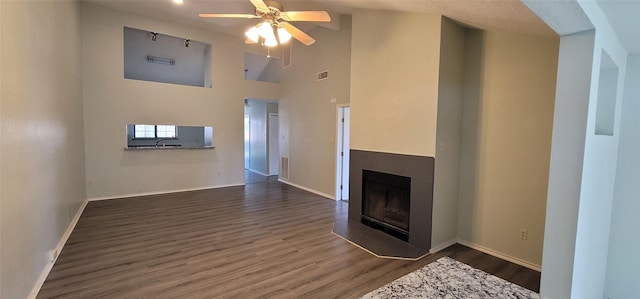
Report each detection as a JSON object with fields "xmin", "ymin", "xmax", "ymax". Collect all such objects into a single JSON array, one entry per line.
[
  {"xmin": 264, "ymin": 0, "xmax": 283, "ymax": 12},
  {"xmin": 256, "ymin": 0, "xmax": 284, "ymax": 23}
]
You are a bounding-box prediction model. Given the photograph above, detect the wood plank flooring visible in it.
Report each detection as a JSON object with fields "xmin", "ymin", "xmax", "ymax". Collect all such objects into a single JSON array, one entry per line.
[{"xmin": 38, "ymin": 176, "xmax": 540, "ymax": 298}]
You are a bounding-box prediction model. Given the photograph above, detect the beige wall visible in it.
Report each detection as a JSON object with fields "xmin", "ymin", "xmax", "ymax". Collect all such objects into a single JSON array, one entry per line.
[
  {"xmin": 81, "ymin": 3, "xmax": 279, "ymax": 199},
  {"xmin": 432, "ymin": 18, "xmax": 465, "ymax": 248},
  {"xmin": 350, "ymin": 10, "xmax": 441, "ymax": 157},
  {"xmin": 278, "ymin": 16, "xmax": 352, "ymax": 197},
  {"xmin": 457, "ymin": 30, "xmax": 559, "ymax": 266},
  {"xmin": 1, "ymin": 1, "xmax": 87, "ymax": 298}
]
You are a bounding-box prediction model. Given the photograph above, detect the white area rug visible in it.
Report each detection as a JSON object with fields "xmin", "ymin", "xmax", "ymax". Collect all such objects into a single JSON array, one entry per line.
[{"xmin": 362, "ymin": 257, "xmax": 540, "ymax": 299}]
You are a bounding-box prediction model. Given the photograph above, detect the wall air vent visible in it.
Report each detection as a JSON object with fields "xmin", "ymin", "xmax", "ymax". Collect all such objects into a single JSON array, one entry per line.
[
  {"xmin": 316, "ymin": 70, "xmax": 329, "ymax": 81},
  {"xmin": 281, "ymin": 157, "xmax": 290, "ymax": 180}
]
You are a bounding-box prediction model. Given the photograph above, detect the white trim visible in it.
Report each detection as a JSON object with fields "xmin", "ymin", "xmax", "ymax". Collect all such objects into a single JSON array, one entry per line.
[
  {"xmin": 88, "ymin": 184, "xmax": 245, "ymax": 202},
  {"xmin": 457, "ymin": 239, "xmax": 542, "ymax": 272},
  {"xmin": 278, "ymin": 179, "xmax": 335, "ymax": 200},
  {"xmin": 335, "ymin": 103, "xmax": 350, "ymax": 201},
  {"xmin": 247, "ymin": 168, "xmax": 269, "ymax": 177},
  {"xmin": 29, "ymin": 198, "xmax": 89, "ymax": 299},
  {"xmin": 429, "ymin": 239, "xmax": 458, "ymax": 254}
]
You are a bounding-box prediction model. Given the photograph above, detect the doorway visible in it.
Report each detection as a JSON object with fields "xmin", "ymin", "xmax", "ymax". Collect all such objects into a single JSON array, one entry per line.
[
  {"xmin": 268, "ymin": 113, "xmax": 280, "ymax": 176},
  {"xmin": 336, "ymin": 106, "xmax": 350, "ymax": 201},
  {"xmin": 244, "ymin": 99, "xmax": 279, "ymax": 180},
  {"xmin": 244, "ymin": 114, "xmax": 250, "ymax": 170}
]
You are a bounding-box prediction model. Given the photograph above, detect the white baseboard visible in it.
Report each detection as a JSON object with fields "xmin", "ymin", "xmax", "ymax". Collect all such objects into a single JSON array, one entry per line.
[
  {"xmin": 247, "ymin": 168, "xmax": 269, "ymax": 177},
  {"xmin": 29, "ymin": 198, "xmax": 89, "ymax": 299},
  {"xmin": 457, "ymin": 239, "xmax": 542, "ymax": 272},
  {"xmin": 88, "ymin": 184, "xmax": 245, "ymax": 202},
  {"xmin": 429, "ymin": 239, "xmax": 458, "ymax": 254},
  {"xmin": 278, "ymin": 179, "xmax": 335, "ymax": 200}
]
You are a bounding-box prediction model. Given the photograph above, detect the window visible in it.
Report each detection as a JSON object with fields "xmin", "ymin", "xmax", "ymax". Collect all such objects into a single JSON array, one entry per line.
[{"xmin": 134, "ymin": 125, "xmax": 177, "ymax": 139}]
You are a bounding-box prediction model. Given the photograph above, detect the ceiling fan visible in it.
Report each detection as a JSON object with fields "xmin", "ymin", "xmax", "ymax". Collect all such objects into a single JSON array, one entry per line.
[{"xmin": 199, "ymin": 0, "xmax": 330, "ymax": 47}]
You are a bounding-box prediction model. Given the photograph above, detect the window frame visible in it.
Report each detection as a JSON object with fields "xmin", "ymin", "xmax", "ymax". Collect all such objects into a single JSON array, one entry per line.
[{"xmin": 133, "ymin": 124, "xmax": 178, "ymax": 140}]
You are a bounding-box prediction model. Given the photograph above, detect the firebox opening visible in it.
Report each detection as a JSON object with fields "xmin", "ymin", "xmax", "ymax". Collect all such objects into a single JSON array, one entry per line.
[{"xmin": 361, "ymin": 169, "xmax": 411, "ymax": 242}]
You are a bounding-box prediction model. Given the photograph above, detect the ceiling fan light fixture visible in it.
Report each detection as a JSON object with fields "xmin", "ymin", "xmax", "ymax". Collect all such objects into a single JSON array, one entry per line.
[
  {"xmin": 201, "ymin": 0, "xmax": 327, "ymax": 47},
  {"xmin": 277, "ymin": 27, "xmax": 292, "ymax": 44},
  {"xmin": 258, "ymin": 21, "xmax": 273, "ymax": 39},
  {"xmin": 263, "ymin": 35, "xmax": 278, "ymax": 47},
  {"xmin": 245, "ymin": 26, "xmax": 260, "ymax": 43}
]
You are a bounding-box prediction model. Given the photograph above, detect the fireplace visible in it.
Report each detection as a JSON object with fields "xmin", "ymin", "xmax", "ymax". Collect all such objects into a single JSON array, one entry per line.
[
  {"xmin": 361, "ymin": 170, "xmax": 411, "ymax": 241},
  {"xmin": 347, "ymin": 150, "xmax": 434, "ymax": 251}
]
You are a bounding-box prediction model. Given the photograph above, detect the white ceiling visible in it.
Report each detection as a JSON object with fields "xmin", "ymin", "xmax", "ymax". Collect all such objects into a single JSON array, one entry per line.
[{"xmin": 86, "ymin": 0, "xmax": 557, "ymax": 39}]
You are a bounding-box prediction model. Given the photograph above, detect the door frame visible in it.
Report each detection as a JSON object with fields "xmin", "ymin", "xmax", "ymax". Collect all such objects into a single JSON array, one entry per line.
[{"xmin": 335, "ymin": 104, "xmax": 350, "ymax": 201}]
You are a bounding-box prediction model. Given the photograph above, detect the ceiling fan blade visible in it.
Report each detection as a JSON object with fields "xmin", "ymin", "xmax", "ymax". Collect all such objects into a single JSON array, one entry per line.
[
  {"xmin": 281, "ymin": 22, "xmax": 315, "ymax": 46},
  {"xmin": 281, "ymin": 11, "xmax": 331, "ymax": 22},
  {"xmin": 199, "ymin": 13, "xmax": 259, "ymax": 19},
  {"xmin": 250, "ymin": 0, "xmax": 269, "ymax": 11}
]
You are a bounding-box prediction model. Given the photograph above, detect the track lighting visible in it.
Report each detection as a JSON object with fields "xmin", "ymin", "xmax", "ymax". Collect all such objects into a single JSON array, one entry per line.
[
  {"xmin": 185, "ymin": 39, "xmax": 190, "ymax": 47},
  {"xmin": 151, "ymin": 32, "xmax": 158, "ymax": 41}
]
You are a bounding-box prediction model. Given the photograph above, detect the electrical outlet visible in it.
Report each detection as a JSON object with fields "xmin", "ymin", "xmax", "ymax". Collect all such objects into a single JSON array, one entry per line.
[{"xmin": 520, "ymin": 229, "xmax": 528, "ymax": 240}]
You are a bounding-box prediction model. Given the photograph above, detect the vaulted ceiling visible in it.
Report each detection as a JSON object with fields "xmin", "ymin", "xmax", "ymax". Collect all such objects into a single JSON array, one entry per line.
[
  {"xmin": 87, "ymin": 0, "xmax": 640, "ymax": 55},
  {"xmin": 86, "ymin": 0, "xmax": 557, "ymax": 39}
]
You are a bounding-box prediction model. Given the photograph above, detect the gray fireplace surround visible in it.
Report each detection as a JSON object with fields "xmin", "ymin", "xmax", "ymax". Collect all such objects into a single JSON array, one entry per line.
[{"xmin": 348, "ymin": 150, "xmax": 434, "ymax": 252}]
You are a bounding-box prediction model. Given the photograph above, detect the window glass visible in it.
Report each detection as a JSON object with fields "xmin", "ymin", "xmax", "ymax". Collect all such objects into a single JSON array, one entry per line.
[{"xmin": 134, "ymin": 125, "xmax": 176, "ymax": 139}]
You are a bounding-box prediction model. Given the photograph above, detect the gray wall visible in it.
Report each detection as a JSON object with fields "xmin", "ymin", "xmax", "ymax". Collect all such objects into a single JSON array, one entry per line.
[
  {"xmin": 244, "ymin": 51, "xmax": 280, "ymax": 83},
  {"xmin": 1, "ymin": 1, "xmax": 87, "ymax": 298},
  {"xmin": 605, "ymin": 55, "xmax": 640, "ymax": 299},
  {"xmin": 431, "ymin": 17, "xmax": 465, "ymax": 248},
  {"xmin": 257, "ymin": 58, "xmax": 282, "ymax": 83},
  {"xmin": 124, "ymin": 27, "xmax": 210, "ymax": 88},
  {"xmin": 456, "ymin": 29, "xmax": 558, "ymax": 267},
  {"xmin": 539, "ymin": 30, "xmax": 594, "ymax": 299},
  {"xmin": 278, "ymin": 15, "xmax": 352, "ymax": 197}
]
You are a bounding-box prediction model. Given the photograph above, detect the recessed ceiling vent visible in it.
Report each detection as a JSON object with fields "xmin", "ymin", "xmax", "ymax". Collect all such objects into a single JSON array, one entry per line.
[{"xmin": 317, "ymin": 70, "xmax": 329, "ymax": 81}]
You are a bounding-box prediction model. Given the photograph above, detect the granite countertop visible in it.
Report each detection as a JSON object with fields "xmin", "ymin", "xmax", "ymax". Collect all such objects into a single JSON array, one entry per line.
[{"xmin": 124, "ymin": 146, "xmax": 215, "ymax": 151}]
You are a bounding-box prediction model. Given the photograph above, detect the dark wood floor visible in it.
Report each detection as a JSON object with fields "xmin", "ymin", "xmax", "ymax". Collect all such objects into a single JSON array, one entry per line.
[{"xmin": 38, "ymin": 175, "xmax": 540, "ymax": 298}]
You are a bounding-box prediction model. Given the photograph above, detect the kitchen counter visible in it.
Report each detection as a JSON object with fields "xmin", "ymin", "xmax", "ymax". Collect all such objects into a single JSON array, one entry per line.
[{"xmin": 124, "ymin": 146, "xmax": 215, "ymax": 151}]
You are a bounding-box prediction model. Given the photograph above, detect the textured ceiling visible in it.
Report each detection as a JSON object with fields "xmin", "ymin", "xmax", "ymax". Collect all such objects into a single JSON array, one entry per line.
[{"xmin": 86, "ymin": 0, "xmax": 557, "ymax": 39}]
